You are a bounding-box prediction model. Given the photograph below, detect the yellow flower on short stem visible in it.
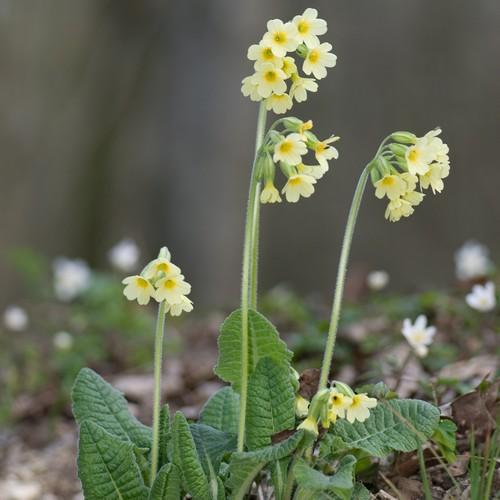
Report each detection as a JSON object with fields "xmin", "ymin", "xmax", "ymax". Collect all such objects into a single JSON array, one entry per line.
[
  {"xmin": 290, "ymin": 74, "xmax": 318, "ymax": 103},
  {"xmin": 281, "ymin": 56, "xmax": 297, "ymax": 78},
  {"xmin": 273, "ymin": 133, "xmax": 307, "ymax": 165},
  {"xmin": 292, "ymin": 8, "xmax": 327, "ymax": 48},
  {"xmin": 303, "ymin": 42, "xmax": 337, "ymax": 79},
  {"xmin": 122, "ymin": 276, "xmax": 155, "ymax": 305},
  {"xmin": 297, "ymin": 415, "xmax": 319, "ymax": 436},
  {"xmin": 143, "ymin": 258, "xmax": 181, "ymax": 280},
  {"xmin": 251, "ymin": 63, "xmax": 287, "ymax": 98},
  {"xmin": 166, "ymin": 295, "xmax": 193, "ymax": 317},
  {"xmin": 265, "ymin": 93, "xmax": 293, "ymax": 114},
  {"xmin": 384, "ymin": 198, "xmax": 414, "ymax": 222},
  {"xmin": 345, "ymin": 394, "xmax": 377, "ymax": 423},
  {"xmin": 263, "ymin": 19, "xmax": 300, "ymax": 57},
  {"xmin": 328, "ymin": 390, "xmax": 352, "ymax": 422},
  {"xmin": 314, "ymin": 136, "xmax": 339, "ymax": 168},
  {"xmin": 419, "ymin": 164, "xmax": 449, "ymax": 194},
  {"xmin": 297, "ymin": 162, "xmax": 328, "ymax": 180},
  {"xmin": 260, "ymin": 180, "xmax": 282, "ymax": 204},
  {"xmin": 247, "ymin": 41, "xmax": 283, "ymax": 69},
  {"xmin": 282, "ymin": 174, "xmax": 316, "ymax": 202},
  {"xmin": 155, "ymin": 275, "xmax": 191, "ymax": 304},
  {"xmin": 295, "ymin": 395, "xmax": 310, "ymax": 418},
  {"xmin": 374, "ymin": 174, "xmax": 407, "ymax": 201}
]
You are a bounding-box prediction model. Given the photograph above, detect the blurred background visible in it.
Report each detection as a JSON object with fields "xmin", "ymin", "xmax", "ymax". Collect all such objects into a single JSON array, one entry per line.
[{"xmin": 1, "ymin": 0, "xmax": 499, "ymax": 308}]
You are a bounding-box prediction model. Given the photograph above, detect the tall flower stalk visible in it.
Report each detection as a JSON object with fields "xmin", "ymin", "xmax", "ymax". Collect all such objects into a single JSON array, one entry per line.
[
  {"xmin": 318, "ymin": 129, "xmax": 450, "ymax": 390},
  {"xmin": 238, "ymin": 101, "xmax": 267, "ymax": 451}
]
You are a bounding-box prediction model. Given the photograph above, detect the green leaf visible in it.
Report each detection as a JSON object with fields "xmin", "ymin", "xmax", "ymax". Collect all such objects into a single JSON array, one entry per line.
[
  {"xmin": 330, "ymin": 399, "xmax": 440, "ymax": 457},
  {"xmin": 149, "ymin": 463, "xmax": 182, "ymax": 500},
  {"xmin": 227, "ymin": 430, "xmax": 304, "ymax": 500},
  {"xmin": 171, "ymin": 412, "xmax": 211, "ymax": 500},
  {"xmin": 190, "ymin": 423, "xmax": 237, "ymax": 476},
  {"xmin": 159, "ymin": 405, "xmax": 171, "ymax": 468},
  {"xmin": 199, "ymin": 386, "xmax": 240, "ymax": 435},
  {"xmin": 246, "ymin": 358, "xmax": 295, "ymax": 450},
  {"xmin": 215, "ymin": 309, "xmax": 292, "ymax": 392},
  {"xmin": 72, "ymin": 368, "xmax": 152, "ymax": 449},
  {"xmin": 352, "ymin": 482, "xmax": 371, "ymax": 500},
  {"xmin": 432, "ymin": 418, "xmax": 457, "ymax": 463},
  {"xmin": 78, "ymin": 420, "xmax": 149, "ymax": 500},
  {"xmin": 134, "ymin": 447, "xmax": 151, "ymax": 488},
  {"xmin": 294, "ymin": 455, "xmax": 356, "ymax": 497},
  {"xmin": 269, "ymin": 458, "xmax": 290, "ymax": 500}
]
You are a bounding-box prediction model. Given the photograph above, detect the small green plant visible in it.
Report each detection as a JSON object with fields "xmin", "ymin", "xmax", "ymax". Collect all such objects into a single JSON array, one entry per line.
[{"xmin": 72, "ymin": 8, "xmax": 451, "ymax": 499}]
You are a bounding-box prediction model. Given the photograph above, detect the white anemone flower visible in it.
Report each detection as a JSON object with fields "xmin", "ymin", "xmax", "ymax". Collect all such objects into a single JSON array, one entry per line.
[
  {"xmin": 455, "ymin": 241, "xmax": 492, "ymax": 281},
  {"xmin": 466, "ymin": 282, "xmax": 496, "ymax": 312},
  {"xmin": 53, "ymin": 257, "xmax": 91, "ymax": 301},
  {"xmin": 367, "ymin": 270, "xmax": 389, "ymax": 291},
  {"xmin": 3, "ymin": 305, "xmax": 29, "ymax": 331},
  {"xmin": 108, "ymin": 239, "xmax": 139, "ymax": 272},
  {"xmin": 401, "ymin": 315, "xmax": 437, "ymax": 357}
]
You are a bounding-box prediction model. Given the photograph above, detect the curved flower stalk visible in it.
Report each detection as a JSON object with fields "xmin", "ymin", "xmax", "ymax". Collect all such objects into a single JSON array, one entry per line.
[
  {"xmin": 122, "ymin": 247, "xmax": 193, "ymax": 484},
  {"xmin": 238, "ymin": 8, "xmax": 339, "ymax": 452},
  {"xmin": 318, "ymin": 129, "xmax": 451, "ymax": 390}
]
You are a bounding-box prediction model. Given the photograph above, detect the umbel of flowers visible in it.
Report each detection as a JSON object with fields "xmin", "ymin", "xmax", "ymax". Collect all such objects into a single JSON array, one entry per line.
[
  {"xmin": 242, "ymin": 8, "xmax": 337, "ymax": 114},
  {"xmin": 255, "ymin": 117, "xmax": 339, "ymax": 203},
  {"xmin": 122, "ymin": 247, "xmax": 193, "ymax": 316},
  {"xmin": 297, "ymin": 381, "xmax": 377, "ymax": 436},
  {"xmin": 370, "ymin": 129, "xmax": 450, "ymax": 222}
]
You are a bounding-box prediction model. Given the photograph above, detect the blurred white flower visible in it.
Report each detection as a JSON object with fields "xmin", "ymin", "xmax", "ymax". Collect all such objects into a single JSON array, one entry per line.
[
  {"xmin": 108, "ymin": 239, "xmax": 140, "ymax": 272},
  {"xmin": 367, "ymin": 270, "xmax": 389, "ymax": 291},
  {"xmin": 402, "ymin": 315, "xmax": 436, "ymax": 357},
  {"xmin": 53, "ymin": 331, "xmax": 74, "ymax": 350},
  {"xmin": 3, "ymin": 305, "xmax": 28, "ymax": 331},
  {"xmin": 454, "ymin": 241, "xmax": 492, "ymax": 280},
  {"xmin": 53, "ymin": 258, "xmax": 91, "ymax": 301},
  {"xmin": 466, "ymin": 282, "xmax": 496, "ymax": 312}
]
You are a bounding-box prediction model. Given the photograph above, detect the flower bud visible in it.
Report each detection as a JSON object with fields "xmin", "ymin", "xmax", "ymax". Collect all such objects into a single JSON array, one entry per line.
[
  {"xmin": 391, "ymin": 131, "xmax": 416, "ymax": 144},
  {"xmin": 331, "ymin": 381, "xmax": 355, "ymax": 398},
  {"xmin": 388, "ymin": 143, "xmax": 407, "ymax": 157},
  {"xmin": 268, "ymin": 130, "xmax": 283, "ymax": 144},
  {"xmin": 296, "ymin": 43, "xmax": 309, "ymax": 58},
  {"xmin": 282, "ymin": 117, "xmax": 303, "ymax": 130},
  {"xmin": 377, "ymin": 156, "xmax": 393, "ymax": 176}
]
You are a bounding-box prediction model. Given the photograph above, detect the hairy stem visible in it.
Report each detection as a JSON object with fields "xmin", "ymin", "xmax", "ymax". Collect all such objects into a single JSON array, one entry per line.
[
  {"xmin": 238, "ymin": 101, "xmax": 268, "ymax": 451},
  {"xmin": 318, "ymin": 165, "xmax": 371, "ymax": 390},
  {"xmin": 150, "ymin": 300, "xmax": 167, "ymax": 484}
]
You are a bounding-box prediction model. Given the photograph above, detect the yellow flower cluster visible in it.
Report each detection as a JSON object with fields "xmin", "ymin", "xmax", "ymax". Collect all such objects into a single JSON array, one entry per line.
[
  {"xmin": 241, "ymin": 9, "xmax": 336, "ymax": 114},
  {"xmin": 372, "ymin": 128, "xmax": 450, "ymax": 222},
  {"xmin": 122, "ymin": 249, "xmax": 193, "ymax": 316},
  {"xmin": 256, "ymin": 118, "xmax": 339, "ymax": 204},
  {"xmin": 296, "ymin": 383, "xmax": 377, "ymax": 436}
]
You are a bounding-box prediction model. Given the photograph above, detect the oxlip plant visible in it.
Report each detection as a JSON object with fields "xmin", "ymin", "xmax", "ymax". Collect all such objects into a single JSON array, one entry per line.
[{"xmin": 72, "ymin": 9, "xmax": 453, "ymax": 499}]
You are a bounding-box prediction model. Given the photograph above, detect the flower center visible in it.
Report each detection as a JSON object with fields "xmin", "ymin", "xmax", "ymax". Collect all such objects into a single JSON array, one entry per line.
[
  {"xmin": 298, "ymin": 20, "xmax": 309, "ymax": 34},
  {"xmin": 164, "ymin": 279, "xmax": 176, "ymax": 289},
  {"xmin": 264, "ymin": 70, "xmax": 277, "ymax": 83},
  {"xmin": 279, "ymin": 141, "xmax": 293, "ymax": 153},
  {"xmin": 382, "ymin": 176, "xmax": 395, "ymax": 186},
  {"xmin": 289, "ymin": 177, "xmax": 302, "ymax": 186},
  {"xmin": 157, "ymin": 262, "xmax": 169, "ymax": 272},
  {"xmin": 274, "ymin": 31, "xmax": 286, "ymax": 44},
  {"xmin": 136, "ymin": 278, "xmax": 149, "ymax": 289},
  {"xmin": 263, "ymin": 48, "xmax": 274, "ymax": 60},
  {"xmin": 408, "ymin": 148, "xmax": 419, "ymax": 162},
  {"xmin": 315, "ymin": 142, "xmax": 326, "ymax": 153},
  {"xmin": 308, "ymin": 49, "xmax": 319, "ymax": 63}
]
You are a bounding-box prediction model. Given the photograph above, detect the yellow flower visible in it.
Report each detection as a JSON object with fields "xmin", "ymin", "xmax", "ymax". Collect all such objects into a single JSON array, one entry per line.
[
  {"xmin": 262, "ymin": 19, "xmax": 300, "ymax": 57},
  {"xmin": 155, "ymin": 275, "xmax": 191, "ymax": 304},
  {"xmin": 297, "ymin": 162, "xmax": 328, "ymax": 180},
  {"xmin": 241, "ymin": 76, "xmax": 261, "ymax": 102},
  {"xmin": 122, "ymin": 276, "xmax": 155, "ymax": 305},
  {"xmin": 345, "ymin": 394, "xmax": 377, "ymax": 423},
  {"xmin": 281, "ymin": 56, "xmax": 297, "ymax": 78},
  {"xmin": 143, "ymin": 258, "xmax": 181, "ymax": 280},
  {"xmin": 260, "ymin": 180, "xmax": 282, "ymax": 204},
  {"xmin": 297, "ymin": 415, "xmax": 319, "ymax": 435},
  {"xmin": 290, "ymin": 74, "xmax": 318, "ymax": 103},
  {"xmin": 328, "ymin": 390, "xmax": 353, "ymax": 422},
  {"xmin": 295, "ymin": 395, "xmax": 310, "ymax": 418},
  {"xmin": 282, "ymin": 174, "xmax": 316, "ymax": 202},
  {"xmin": 251, "ymin": 63, "xmax": 287, "ymax": 98},
  {"xmin": 247, "ymin": 41, "xmax": 283, "ymax": 69},
  {"xmin": 314, "ymin": 136, "xmax": 339, "ymax": 168},
  {"xmin": 405, "ymin": 143, "xmax": 432, "ymax": 176},
  {"xmin": 265, "ymin": 93, "xmax": 293, "ymax": 114},
  {"xmin": 374, "ymin": 174, "xmax": 407, "ymax": 201},
  {"xmin": 273, "ymin": 133, "xmax": 307, "ymax": 165},
  {"xmin": 303, "ymin": 41, "xmax": 337, "ymax": 79},
  {"xmin": 384, "ymin": 198, "xmax": 414, "ymax": 222},
  {"xmin": 167, "ymin": 295, "xmax": 193, "ymax": 317},
  {"xmin": 292, "ymin": 8, "xmax": 327, "ymax": 48},
  {"xmin": 419, "ymin": 163, "xmax": 449, "ymax": 194}
]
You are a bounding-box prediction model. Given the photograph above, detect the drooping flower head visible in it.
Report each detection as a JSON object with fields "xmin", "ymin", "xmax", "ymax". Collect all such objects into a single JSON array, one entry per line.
[
  {"xmin": 241, "ymin": 9, "xmax": 336, "ymax": 113},
  {"xmin": 122, "ymin": 247, "xmax": 193, "ymax": 317},
  {"xmin": 370, "ymin": 129, "xmax": 450, "ymax": 222}
]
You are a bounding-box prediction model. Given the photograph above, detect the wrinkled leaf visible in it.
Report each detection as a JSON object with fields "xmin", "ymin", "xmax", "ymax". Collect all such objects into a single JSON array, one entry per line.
[{"xmin": 199, "ymin": 386, "xmax": 240, "ymax": 436}]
